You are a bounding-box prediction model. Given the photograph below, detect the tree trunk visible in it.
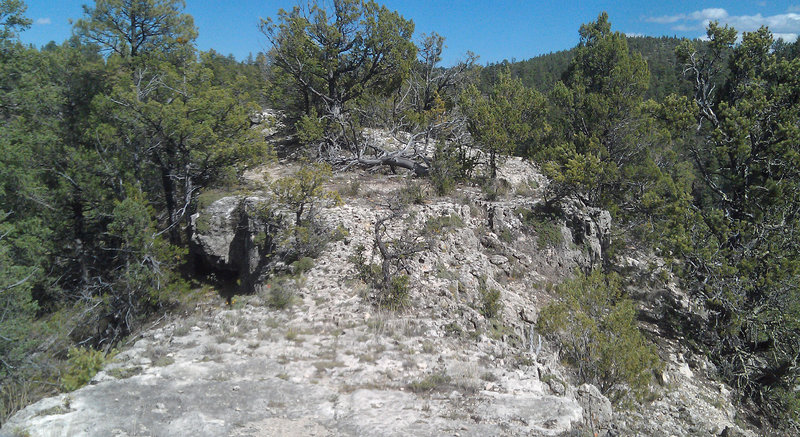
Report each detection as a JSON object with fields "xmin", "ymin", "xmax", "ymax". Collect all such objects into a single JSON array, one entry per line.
[{"xmin": 160, "ymin": 165, "xmax": 180, "ymax": 245}]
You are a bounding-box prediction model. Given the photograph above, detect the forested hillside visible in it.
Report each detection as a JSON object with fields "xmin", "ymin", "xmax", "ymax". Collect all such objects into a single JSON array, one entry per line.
[
  {"xmin": 1, "ymin": 0, "xmax": 268, "ymax": 420},
  {"xmin": 2, "ymin": 0, "xmax": 800, "ymax": 434},
  {"xmin": 481, "ymin": 35, "xmax": 693, "ymax": 101}
]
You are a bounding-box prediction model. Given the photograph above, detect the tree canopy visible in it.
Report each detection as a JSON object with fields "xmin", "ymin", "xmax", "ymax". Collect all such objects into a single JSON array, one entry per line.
[
  {"xmin": 3, "ymin": 0, "xmax": 800, "ymax": 430},
  {"xmin": 261, "ymin": 0, "xmax": 415, "ymax": 116}
]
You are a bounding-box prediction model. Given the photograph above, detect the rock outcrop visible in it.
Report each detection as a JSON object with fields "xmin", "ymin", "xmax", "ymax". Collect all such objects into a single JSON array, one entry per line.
[
  {"xmin": 190, "ymin": 195, "xmax": 277, "ymax": 294},
  {"xmin": 4, "ymin": 158, "xmax": 757, "ymax": 437}
]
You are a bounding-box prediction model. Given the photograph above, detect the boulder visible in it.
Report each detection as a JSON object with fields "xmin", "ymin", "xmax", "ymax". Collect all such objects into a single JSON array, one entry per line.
[
  {"xmin": 560, "ymin": 197, "xmax": 611, "ymax": 267},
  {"xmin": 575, "ymin": 383, "xmax": 613, "ymax": 427},
  {"xmin": 190, "ymin": 195, "xmax": 279, "ymax": 293}
]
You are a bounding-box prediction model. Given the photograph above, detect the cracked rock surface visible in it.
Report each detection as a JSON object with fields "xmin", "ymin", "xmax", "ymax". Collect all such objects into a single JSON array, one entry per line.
[{"xmin": 4, "ymin": 158, "xmax": 754, "ymax": 437}]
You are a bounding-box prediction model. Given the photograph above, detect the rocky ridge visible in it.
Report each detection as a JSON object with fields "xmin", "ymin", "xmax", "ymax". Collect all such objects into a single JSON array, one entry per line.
[{"xmin": 3, "ymin": 158, "xmax": 755, "ymax": 437}]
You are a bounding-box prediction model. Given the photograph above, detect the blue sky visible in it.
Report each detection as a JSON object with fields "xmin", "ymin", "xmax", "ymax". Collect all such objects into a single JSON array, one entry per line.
[{"xmin": 19, "ymin": 1, "xmax": 800, "ymax": 65}]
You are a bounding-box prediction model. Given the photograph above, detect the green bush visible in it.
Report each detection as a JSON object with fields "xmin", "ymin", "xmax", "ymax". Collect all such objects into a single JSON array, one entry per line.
[
  {"xmin": 478, "ymin": 279, "xmax": 502, "ymax": 319},
  {"xmin": 1, "ymin": 375, "xmax": 55, "ymax": 424},
  {"xmin": 262, "ymin": 276, "xmax": 298, "ymax": 309},
  {"xmin": 61, "ymin": 347, "xmax": 108, "ymax": 392},
  {"xmin": 344, "ymin": 179, "xmax": 361, "ymax": 197},
  {"xmin": 291, "ymin": 256, "xmax": 315, "ymax": 274},
  {"xmin": 537, "ymin": 271, "xmax": 662, "ymax": 403},
  {"xmin": 430, "ymin": 141, "xmax": 460, "ymax": 196},
  {"xmin": 196, "ymin": 189, "xmax": 232, "ymax": 210},
  {"xmin": 499, "ymin": 228, "xmax": 513, "ymax": 243},
  {"xmin": 330, "ymin": 224, "xmax": 350, "ymax": 242},
  {"xmin": 399, "ymin": 180, "xmax": 428, "ymax": 205},
  {"xmin": 423, "ymin": 214, "xmax": 464, "ymax": 237},
  {"xmin": 349, "ymin": 244, "xmax": 381, "ymax": 285},
  {"xmin": 280, "ymin": 221, "xmax": 331, "ymax": 261},
  {"xmin": 295, "ymin": 109, "xmax": 325, "ymax": 146},
  {"xmin": 517, "ymin": 207, "xmax": 564, "ymax": 249},
  {"xmin": 534, "ymin": 220, "xmax": 563, "ymax": 249},
  {"xmin": 379, "ymin": 274, "xmax": 410, "ymax": 311},
  {"xmin": 481, "ymin": 178, "xmax": 510, "ymax": 201},
  {"xmin": 407, "ymin": 372, "xmax": 452, "ymax": 393}
]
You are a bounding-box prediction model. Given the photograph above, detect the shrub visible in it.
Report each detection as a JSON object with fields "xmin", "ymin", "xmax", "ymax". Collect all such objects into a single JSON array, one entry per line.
[
  {"xmin": 278, "ymin": 219, "xmax": 332, "ymax": 262},
  {"xmin": 330, "ymin": 224, "xmax": 350, "ymax": 242},
  {"xmin": 534, "ymin": 220, "xmax": 563, "ymax": 249},
  {"xmin": 537, "ymin": 271, "xmax": 662, "ymax": 403},
  {"xmin": 270, "ymin": 162, "xmax": 342, "ymax": 263},
  {"xmin": 379, "ymin": 274, "xmax": 410, "ymax": 311},
  {"xmin": 291, "ymin": 256, "xmax": 315, "ymax": 274},
  {"xmin": 399, "ymin": 180, "xmax": 428, "ymax": 205},
  {"xmin": 196, "ymin": 188, "xmax": 232, "ymax": 210},
  {"xmin": 262, "ymin": 276, "xmax": 298, "ymax": 309},
  {"xmin": 295, "ymin": 108, "xmax": 325, "ymax": 146},
  {"xmin": 271, "ymin": 161, "xmax": 341, "ymax": 228},
  {"xmin": 61, "ymin": 347, "xmax": 108, "ymax": 392},
  {"xmin": 344, "ymin": 179, "xmax": 361, "ymax": 197},
  {"xmin": 430, "ymin": 141, "xmax": 460, "ymax": 195},
  {"xmin": 349, "ymin": 244, "xmax": 381, "ymax": 285},
  {"xmin": 481, "ymin": 178, "xmax": 510, "ymax": 201},
  {"xmin": 478, "ymin": 278, "xmax": 502, "ymax": 319},
  {"xmin": 407, "ymin": 372, "xmax": 452, "ymax": 393},
  {"xmin": 499, "ymin": 228, "xmax": 513, "ymax": 243},
  {"xmin": 1, "ymin": 375, "xmax": 55, "ymax": 424},
  {"xmin": 423, "ymin": 214, "xmax": 464, "ymax": 237},
  {"xmin": 517, "ymin": 207, "xmax": 564, "ymax": 249}
]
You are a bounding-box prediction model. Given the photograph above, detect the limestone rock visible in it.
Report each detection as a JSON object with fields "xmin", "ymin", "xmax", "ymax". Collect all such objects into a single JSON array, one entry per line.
[
  {"xmin": 575, "ymin": 383, "xmax": 613, "ymax": 426},
  {"xmin": 560, "ymin": 197, "xmax": 611, "ymax": 267},
  {"xmin": 4, "ymin": 158, "xmax": 758, "ymax": 437},
  {"xmin": 190, "ymin": 195, "xmax": 276, "ymax": 293},
  {"xmin": 190, "ymin": 195, "xmax": 244, "ymax": 269}
]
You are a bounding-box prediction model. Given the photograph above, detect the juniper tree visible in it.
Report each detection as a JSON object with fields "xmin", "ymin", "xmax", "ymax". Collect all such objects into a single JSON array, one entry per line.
[
  {"xmin": 260, "ymin": 0, "xmax": 415, "ymax": 157},
  {"xmin": 671, "ymin": 24, "xmax": 800, "ymax": 422},
  {"xmin": 460, "ymin": 69, "xmax": 544, "ymax": 179}
]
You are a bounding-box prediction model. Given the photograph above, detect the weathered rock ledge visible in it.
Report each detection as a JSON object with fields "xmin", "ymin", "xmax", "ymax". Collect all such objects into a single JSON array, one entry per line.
[{"xmin": 3, "ymin": 159, "xmax": 755, "ymax": 437}]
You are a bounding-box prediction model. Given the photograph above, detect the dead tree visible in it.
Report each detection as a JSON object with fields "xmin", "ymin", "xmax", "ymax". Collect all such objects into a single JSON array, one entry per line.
[{"xmin": 371, "ymin": 201, "xmax": 430, "ymax": 300}]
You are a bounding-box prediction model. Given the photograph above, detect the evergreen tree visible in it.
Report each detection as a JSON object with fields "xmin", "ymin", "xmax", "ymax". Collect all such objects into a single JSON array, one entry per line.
[
  {"xmin": 260, "ymin": 0, "xmax": 416, "ymax": 156},
  {"xmin": 672, "ymin": 23, "xmax": 800, "ymax": 422},
  {"xmin": 79, "ymin": 0, "xmax": 268, "ymax": 245},
  {"xmin": 461, "ymin": 69, "xmax": 545, "ymax": 179},
  {"xmin": 537, "ymin": 13, "xmax": 657, "ymax": 215}
]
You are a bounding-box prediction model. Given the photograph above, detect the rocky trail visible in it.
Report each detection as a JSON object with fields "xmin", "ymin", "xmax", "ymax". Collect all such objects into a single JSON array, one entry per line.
[{"xmin": 3, "ymin": 159, "xmax": 754, "ymax": 437}]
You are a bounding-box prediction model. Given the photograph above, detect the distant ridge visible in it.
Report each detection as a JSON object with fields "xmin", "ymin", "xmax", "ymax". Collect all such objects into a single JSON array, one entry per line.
[{"xmin": 481, "ymin": 35, "xmax": 693, "ymax": 101}]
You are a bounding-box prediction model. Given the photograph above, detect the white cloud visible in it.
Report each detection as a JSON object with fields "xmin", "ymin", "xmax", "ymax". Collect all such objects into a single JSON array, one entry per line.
[
  {"xmin": 646, "ymin": 14, "xmax": 684, "ymax": 24},
  {"xmin": 773, "ymin": 32, "xmax": 799, "ymax": 41},
  {"xmin": 673, "ymin": 24, "xmax": 698, "ymax": 32},
  {"xmin": 35, "ymin": 17, "xmax": 51, "ymax": 25},
  {"xmin": 689, "ymin": 8, "xmax": 729, "ymax": 21},
  {"xmin": 625, "ymin": 32, "xmax": 644, "ymax": 37},
  {"xmin": 645, "ymin": 8, "xmax": 800, "ymax": 37},
  {"xmin": 646, "ymin": 8, "xmax": 729, "ymax": 25}
]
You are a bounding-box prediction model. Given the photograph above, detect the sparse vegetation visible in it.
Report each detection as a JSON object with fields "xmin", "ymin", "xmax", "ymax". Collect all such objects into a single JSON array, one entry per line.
[
  {"xmin": 3, "ymin": 0, "xmax": 799, "ymax": 430},
  {"xmin": 61, "ymin": 347, "xmax": 109, "ymax": 392},
  {"xmin": 423, "ymin": 214, "xmax": 464, "ymax": 237},
  {"xmin": 430, "ymin": 141, "xmax": 475, "ymax": 195},
  {"xmin": 399, "ymin": 180, "xmax": 428, "ymax": 205},
  {"xmin": 378, "ymin": 275, "xmax": 411, "ymax": 311},
  {"xmin": 478, "ymin": 279, "xmax": 503, "ymax": 320},
  {"xmin": 291, "ymin": 257, "xmax": 315, "ymax": 275},
  {"xmin": 407, "ymin": 372, "xmax": 452, "ymax": 393},
  {"xmin": 261, "ymin": 276, "xmax": 300, "ymax": 309},
  {"xmin": 107, "ymin": 366, "xmax": 143, "ymax": 380},
  {"xmin": 537, "ymin": 271, "xmax": 662, "ymax": 403},
  {"xmin": 480, "ymin": 178, "xmax": 511, "ymax": 201},
  {"xmin": 517, "ymin": 207, "xmax": 564, "ymax": 249}
]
